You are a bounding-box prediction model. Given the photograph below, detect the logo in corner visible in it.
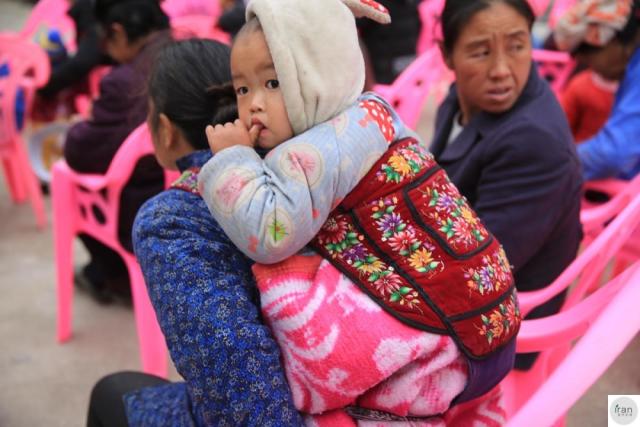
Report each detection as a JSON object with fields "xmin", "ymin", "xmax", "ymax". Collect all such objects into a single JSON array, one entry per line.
[{"xmin": 610, "ymin": 396, "xmax": 638, "ymax": 425}]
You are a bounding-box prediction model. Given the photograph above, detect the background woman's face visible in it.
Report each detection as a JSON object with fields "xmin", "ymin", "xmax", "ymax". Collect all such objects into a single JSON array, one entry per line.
[
  {"xmin": 103, "ymin": 23, "xmax": 135, "ymax": 64},
  {"xmin": 444, "ymin": 2, "xmax": 532, "ymax": 122},
  {"xmin": 576, "ymin": 40, "xmax": 631, "ymax": 81}
]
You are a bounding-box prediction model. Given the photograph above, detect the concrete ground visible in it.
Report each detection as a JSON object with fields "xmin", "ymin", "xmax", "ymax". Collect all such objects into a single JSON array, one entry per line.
[{"xmin": 1, "ymin": 1, "xmax": 638, "ymax": 426}]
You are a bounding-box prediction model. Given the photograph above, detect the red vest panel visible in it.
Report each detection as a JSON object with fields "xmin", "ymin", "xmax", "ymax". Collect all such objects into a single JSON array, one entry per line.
[{"xmin": 311, "ymin": 137, "xmax": 521, "ymax": 359}]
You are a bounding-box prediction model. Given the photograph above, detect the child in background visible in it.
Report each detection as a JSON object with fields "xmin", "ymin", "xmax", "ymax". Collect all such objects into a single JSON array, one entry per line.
[
  {"xmin": 561, "ymin": 69, "xmax": 618, "ymax": 143},
  {"xmin": 198, "ymin": 0, "xmax": 519, "ymax": 423}
]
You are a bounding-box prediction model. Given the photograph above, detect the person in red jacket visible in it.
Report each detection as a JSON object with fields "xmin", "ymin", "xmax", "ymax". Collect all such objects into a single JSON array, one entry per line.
[{"xmin": 560, "ymin": 69, "xmax": 618, "ymax": 143}]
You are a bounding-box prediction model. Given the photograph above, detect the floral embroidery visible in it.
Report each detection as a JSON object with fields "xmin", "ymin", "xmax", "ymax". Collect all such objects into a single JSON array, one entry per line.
[
  {"xmin": 464, "ymin": 247, "xmax": 512, "ymax": 295},
  {"xmin": 312, "ymin": 137, "xmax": 518, "ymax": 356},
  {"xmin": 477, "ymin": 291, "xmax": 520, "ymax": 345},
  {"xmin": 372, "ymin": 197, "xmax": 444, "ymax": 274},
  {"xmin": 376, "ymin": 143, "xmax": 434, "ymax": 184},
  {"xmin": 317, "ymin": 213, "xmax": 423, "ymax": 311},
  {"xmin": 420, "ymin": 176, "xmax": 488, "ymax": 251},
  {"xmin": 408, "ymin": 248, "xmax": 439, "ymax": 274},
  {"xmin": 170, "ymin": 167, "xmax": 200, "ymax": 194}
]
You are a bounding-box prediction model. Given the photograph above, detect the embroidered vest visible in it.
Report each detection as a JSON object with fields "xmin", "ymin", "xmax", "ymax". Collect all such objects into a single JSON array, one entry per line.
[
  {"xmin": 170, "ymin": 166, "xmax": 201, "ymax": 194},
  {"xmin": 310, "ymin": 137, "xmax": 521, "ymax": 360}
]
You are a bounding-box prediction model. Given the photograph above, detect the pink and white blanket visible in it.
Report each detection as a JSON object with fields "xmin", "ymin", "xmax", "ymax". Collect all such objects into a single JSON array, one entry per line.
[{"xmin": 253, "ymin": 255, "xmax": 506, "ymax": 426}]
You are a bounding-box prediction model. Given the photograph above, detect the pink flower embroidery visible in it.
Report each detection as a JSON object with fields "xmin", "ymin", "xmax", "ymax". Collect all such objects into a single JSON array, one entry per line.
[
  {"xmin": 388, "ymin": 230, "xmax": 418, "ymax": 254},
  {"xmin": 372, "ymin": 272, "xmax": 402, "ymax": 295},
  {"xmin": 319, "ymin": 217, "xmax": 349, "ymax": 244}
]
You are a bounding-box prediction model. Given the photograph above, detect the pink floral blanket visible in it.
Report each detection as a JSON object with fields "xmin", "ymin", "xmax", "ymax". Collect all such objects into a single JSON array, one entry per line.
[{"xmin": 253, "ymin": 255, "xmax": 506, "ymax": 426}]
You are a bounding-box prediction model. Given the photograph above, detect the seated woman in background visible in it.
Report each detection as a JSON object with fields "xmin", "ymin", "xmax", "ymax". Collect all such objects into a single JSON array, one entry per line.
[
  {"xmin": 87, "ymin": 39, "xmax": 304, "ymax": 427},
  {"xmin": 430, "ymin": 0, "xmax": 583, "ymax": 370},
  {"xmin": 64, "ymin": 0, "xmax": 171, "ymax": 304},
  {"xmin": 554, "ymin": 0, "xmax": 640, "ymax": 181}
]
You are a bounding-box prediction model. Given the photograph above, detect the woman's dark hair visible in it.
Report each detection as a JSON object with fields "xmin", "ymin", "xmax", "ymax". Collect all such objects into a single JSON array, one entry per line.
[
  {"xmin": 95, "ymin": 0, "xmax": 170, "ymax": 43},
  {"xmin": 148, "ymin": 39, "xmax": 237, "ymax": 150},
  {"xmin": 441, "ymin": 0, "xmax": 535, "ymax": 54},
  {"xmin": 573, "ymin": 0, "xmax": 640, "ymax": 55}
]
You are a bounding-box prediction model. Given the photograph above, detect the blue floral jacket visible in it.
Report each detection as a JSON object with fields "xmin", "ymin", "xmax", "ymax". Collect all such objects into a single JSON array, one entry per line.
[{"xmin": 126, "ymin": 150, "xmax": 303, "ymax": 426}]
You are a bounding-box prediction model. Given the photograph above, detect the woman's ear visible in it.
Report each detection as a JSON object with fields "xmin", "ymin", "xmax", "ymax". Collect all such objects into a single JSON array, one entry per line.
[
  {"xmin": 438, "ymin": 41, "xmax": 454, "ymax": 70},
  {"xmin": 109, "ymin": 23, "xmax": 125, "ymax": 42},
  {"xmin": 158, "ymin": 113, "xmax": 176, "ymax": 150}
]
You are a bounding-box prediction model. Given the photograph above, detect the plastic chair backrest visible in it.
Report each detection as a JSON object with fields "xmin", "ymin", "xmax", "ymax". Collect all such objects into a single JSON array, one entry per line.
[
  {"xmin": 0, "ymin": 34, "xmax": 51, "ymax": 145},
  {"xmin": 506, "ymin": 261, "xmax": 640, "ymax": 427},
  {"xmin": 416, "ymin": 0, "xmax": 444, "ymax": 55},
  {"xmin": 20, "ymin": 0, "xmax": 77, "ymax": 52},
  {"xmin": 518, "ymin": 192, "xmax": 640, "ymax": 318},
  {"xmin": 162, "ymin": 0, "xmax": 221, "ymax": 19},
  {"xmin": 373, "ymin": 47, "xmax": 453, "ymax": 129},
  {"xmin": 528, "ymin": 0, "xmax": 552, "ymax": 16},
  {"xmin": 532, "ymin": 49, "xmax": 574, "ymax": 96},
  {"xmin": 61, "ymin": 124, "xmax": 156, "ymax": 244},
  {"xmin": 170, "ymin": 14, "xmax": 231, "ymax": 44},
  {"xmin": 581, "ymin": 174, "xmax": 640, "ymax": 238}
]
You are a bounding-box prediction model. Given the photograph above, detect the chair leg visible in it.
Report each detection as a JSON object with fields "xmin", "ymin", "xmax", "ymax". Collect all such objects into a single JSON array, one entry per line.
[
  {"xmin": 51, "ymin": 168, "xmax": 76, "ymax": 343},
  {"xmin": 2, "ymin": 154, "xmax": 27, "ymax": 203},
  {"xmin": 126, "ymin": 256, "xmax": 168, "ymax": 378},
  {"xmin": 15, "ymin": 137, "xmax": 46, "ymax": 228}
]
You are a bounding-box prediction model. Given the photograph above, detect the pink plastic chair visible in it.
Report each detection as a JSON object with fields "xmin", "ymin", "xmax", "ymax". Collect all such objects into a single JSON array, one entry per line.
[
  {"xmin": 532, "ymin": 49, "xmax": 575, "ymax": 97},
  {"xmin": 581, "ymin": 175, "xmax": 640, "ymax": 240},
  {"xmin": 170, "ymin": 14, "xmax": 231, "ymax": 44},
  {"xmin": 162, "ymin": 0, "xmax": 221, "ymax": 20},
  {"xmin": 506, "ymin": 260, "xmax": 640, "ymax": 427},
  {"xmin": 51, "ymin": 124, "xmax": 174, "ymax": 377},
  {"xmin": 502, "ymin": 193, "xmax": 640, "ymax": 421},
  {"xmin": 580, "ymin": 174, "xmax": 640, "ymax": 280},
  {"xmin": 373, "ymin": 47, "xmax": 453, "ymax": 129},
  {"xmin": 527, "ymin": 0, "xmax": 552, "ymax": 16},
  {"xmin": 0, "ymin": 33, "xmax": 51, "ymax": 228},
  {"xmin": 416, "ymin": 0, "xmax": 444, "ymax": 55},
  {"xmin": 21, "ymin": 0, "xmax": 77, "ymax": 53}
]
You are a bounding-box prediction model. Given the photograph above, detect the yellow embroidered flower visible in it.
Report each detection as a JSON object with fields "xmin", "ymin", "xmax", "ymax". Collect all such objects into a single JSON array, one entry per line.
[
  {"xmin": 409, "ymin": 248, "xmax": 434, "ymax": 270},
  {"xmin": 389, "ymin": 154, "xmax": 412, "ymax": 176},
  {"xmin": 460, "ymin": 206, "xmax": 479, "ymax": 226},
  {"xmin": 489, "ymin": 312, "xmax": 504, "ymax": 337},
  {"xmin": 358, "ymin": 258, "xmax": 384, "ymax": 274}
]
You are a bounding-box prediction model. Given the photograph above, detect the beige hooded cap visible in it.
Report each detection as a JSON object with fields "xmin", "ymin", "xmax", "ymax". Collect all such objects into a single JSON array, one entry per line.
[{"xmin": 245, "ymin": 0, "xmax": 390, "ymax": 135}]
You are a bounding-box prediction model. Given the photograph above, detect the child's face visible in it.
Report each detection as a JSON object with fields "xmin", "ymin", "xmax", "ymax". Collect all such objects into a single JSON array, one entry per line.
[{"xmin": 230, "ymin": 30, "xmax": 293, "ymax": 149}]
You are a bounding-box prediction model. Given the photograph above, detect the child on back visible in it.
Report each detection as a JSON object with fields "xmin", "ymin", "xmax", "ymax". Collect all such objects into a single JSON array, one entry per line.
[{"xmin": 198, "ymin": 0, "xmax": 520, "ymax": 423}]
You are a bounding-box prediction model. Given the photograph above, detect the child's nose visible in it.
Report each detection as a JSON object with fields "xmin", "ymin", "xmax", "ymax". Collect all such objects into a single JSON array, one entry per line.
[{"xmin": 250, "ymin": 91, "xmax": 265, "ymax": 112}]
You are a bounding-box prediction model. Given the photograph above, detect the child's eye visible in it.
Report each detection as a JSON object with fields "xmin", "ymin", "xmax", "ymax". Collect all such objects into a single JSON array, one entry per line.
[
  {"xmin": 266, "ymin": 79, "xmax": 280, "ymax": 89},
  {"xmin": 235, "ymin": 86, "xmax": 248, "ymax": 96}
]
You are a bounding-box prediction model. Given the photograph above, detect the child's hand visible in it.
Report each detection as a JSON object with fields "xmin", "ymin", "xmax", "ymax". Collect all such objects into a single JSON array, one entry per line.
[{"xmin": 206, "ymin": 119, "xmax": 261, "ymax": 154}]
